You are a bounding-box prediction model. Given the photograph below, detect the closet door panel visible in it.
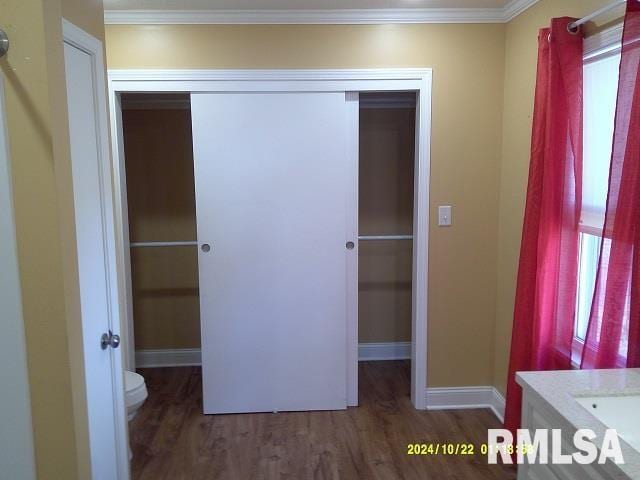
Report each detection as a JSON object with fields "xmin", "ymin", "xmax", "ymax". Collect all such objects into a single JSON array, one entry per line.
[{"xmin": 191, "ymin": 92, "xmax": 350, "ymax": 414}]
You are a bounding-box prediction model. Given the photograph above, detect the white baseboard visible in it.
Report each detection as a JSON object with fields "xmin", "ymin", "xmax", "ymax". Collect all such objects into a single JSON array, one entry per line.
[
  {"xmin": 358, "ymin": 342, "xmax": 411, "ymax": 361},
  {"xmin": 425, "ymin": 386, "xmax": 505, "ymax": 423},
  {"xmin": 135, "ymin": 348, "xmax": 202, "ymax": 368},
  {"xmin": 135, "ymin": 342, "xmax": 411, "ymax": 369}
]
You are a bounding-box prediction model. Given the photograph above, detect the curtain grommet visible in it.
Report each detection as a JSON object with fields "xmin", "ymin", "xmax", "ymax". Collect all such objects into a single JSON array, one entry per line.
[{"xmin": 567, "ymin": 23, "xmax": 580, "ymax": 35}]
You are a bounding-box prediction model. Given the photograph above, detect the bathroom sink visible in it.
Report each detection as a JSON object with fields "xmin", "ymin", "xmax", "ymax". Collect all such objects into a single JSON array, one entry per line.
[{"xmin": 575, "ymin": 394, "xmax": 640, "ymax": 452}]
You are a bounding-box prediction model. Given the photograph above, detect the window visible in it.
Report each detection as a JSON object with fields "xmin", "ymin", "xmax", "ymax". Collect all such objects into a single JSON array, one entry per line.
[{"xmin": 573, "ymin": 51, "xmax": 621, "ymax": 364}]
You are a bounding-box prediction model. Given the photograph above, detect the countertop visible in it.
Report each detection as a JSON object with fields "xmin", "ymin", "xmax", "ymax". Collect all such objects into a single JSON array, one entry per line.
[{"xmin": 517, "ymin": 368, "xmax": 640, "ymax": 480}]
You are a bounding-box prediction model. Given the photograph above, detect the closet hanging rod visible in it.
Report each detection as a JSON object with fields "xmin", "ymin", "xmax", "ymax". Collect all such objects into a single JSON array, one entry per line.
[
  {"xmin": 358, "ymin": 235, "xmax": 413, "ymax": 241},
  {"xmin": 567, "ymin": 0, "xmax": 625, "ymax": 32},
  {"xmin": 130, "ymin": 241, "xmax": 198, "ymax": 248}
]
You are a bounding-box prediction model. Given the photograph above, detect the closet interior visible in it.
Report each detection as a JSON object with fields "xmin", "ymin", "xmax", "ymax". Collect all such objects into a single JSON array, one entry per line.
[
  {"xmin": 120, "ymin": 90, "xmax": 417, "ymax": 407},
  {"xmin": 121, "ymin": 93, "xmax": 201, "ymax": 358},
  {"xmin": 359, "ymin": 92, "xmax": 416, "ymax": 393}
]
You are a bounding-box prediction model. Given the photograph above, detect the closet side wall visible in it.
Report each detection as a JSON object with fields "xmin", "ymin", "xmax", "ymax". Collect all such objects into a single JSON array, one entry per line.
[
  {"xmin": 359, "ymin": 106, "xmax": 415, "ymax": 343},
  {"xmin": 123, "ymin": 107, "xmax": 201, "ymax": 350}
]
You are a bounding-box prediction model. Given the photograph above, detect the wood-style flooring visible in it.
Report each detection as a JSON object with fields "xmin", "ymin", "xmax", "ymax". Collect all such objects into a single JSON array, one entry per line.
[{"xmin": 130, "ymin": 361, "xmax": 516, "ymax": 480}]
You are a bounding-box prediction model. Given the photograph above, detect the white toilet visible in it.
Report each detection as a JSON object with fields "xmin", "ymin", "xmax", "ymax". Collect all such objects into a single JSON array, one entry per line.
[
  {"xmin": 124, "ymin": 370, "xmax": 148, "ymax": 459},
  {"xmin": 125, "ymin": 370, "xmax": 148, "ymax": 420}
]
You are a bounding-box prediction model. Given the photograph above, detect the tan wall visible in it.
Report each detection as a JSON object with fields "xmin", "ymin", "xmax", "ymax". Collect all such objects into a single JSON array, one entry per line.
[
  {"xmin": 1, "ymin": 0, "xmax": 107, "ymax": 478},
  {"xmin": 61, "ymin": 0, "xmax": 105, "ymax": 40},
  {"xmin": 106, "ymin": 23, "xmax": 506, "ymax": 387},
  {"xmin": 122, "ymin": 106, "xmax": 201, "ymax": 350},
  {"xmin": 359, "ymin": 106, "xmax": 414, "ymax": 343},
  {"xmin": 493, "ymin": 0, "xmax": 624, "ymax": 395}
]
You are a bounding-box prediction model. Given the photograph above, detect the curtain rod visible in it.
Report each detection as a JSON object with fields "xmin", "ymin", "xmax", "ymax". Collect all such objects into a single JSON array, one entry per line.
[{"xmin": 568, "ymin": 0, "xmax": 626, "ymax": 32}]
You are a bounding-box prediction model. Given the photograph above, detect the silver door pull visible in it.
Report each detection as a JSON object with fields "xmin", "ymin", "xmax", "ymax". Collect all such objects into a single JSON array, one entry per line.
[{"xmin": 101, "ymin": 330, "xmax": 120, "ymax": 350}]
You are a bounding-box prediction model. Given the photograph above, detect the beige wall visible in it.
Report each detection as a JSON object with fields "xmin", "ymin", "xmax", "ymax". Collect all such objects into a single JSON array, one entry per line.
[
  {"xmin": 1, "ymin": 3, "xmax": 77, "ymax": 477},
  {"xmin": 493, "ymin": 0, "xmax": 623, "ymax": 395},
  {"xmin": 1, "ymin": 0, "xmax": 107, "ymax": 478},
  {"xmin": 61, "ymin": 0, "xmax": 105, "ymax": 40},
  {"xmin": 106, "ymin": 23, "xmax": 506, "ymax": 387}
]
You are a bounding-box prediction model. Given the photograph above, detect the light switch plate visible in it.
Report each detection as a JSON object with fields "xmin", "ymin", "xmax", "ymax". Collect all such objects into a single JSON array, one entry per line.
[{"xmin": 438, "ymin": 206, "xmax": 452, "ymax": 226}]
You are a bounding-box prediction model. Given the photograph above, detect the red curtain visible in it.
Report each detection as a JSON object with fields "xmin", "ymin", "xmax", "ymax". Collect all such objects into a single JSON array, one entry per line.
[
  {"xmin": 504, "ymin": 17, "xmax": 583, "ymax": 435},
  {"xmin": 581, "ymin": 0, "xmax": 640, "ymax": 369}
]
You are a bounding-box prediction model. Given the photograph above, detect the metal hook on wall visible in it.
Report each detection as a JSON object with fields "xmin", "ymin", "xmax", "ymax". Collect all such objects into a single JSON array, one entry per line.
[{"xmin": 0, "ymin": 29, "xmax": 9, "ymax": 58}]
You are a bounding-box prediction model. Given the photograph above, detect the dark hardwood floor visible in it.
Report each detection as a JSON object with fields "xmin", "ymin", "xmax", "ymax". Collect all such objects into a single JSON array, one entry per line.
[{"xmin": 130, "ymin": 362, "xmax": 516, "ymax": 480}]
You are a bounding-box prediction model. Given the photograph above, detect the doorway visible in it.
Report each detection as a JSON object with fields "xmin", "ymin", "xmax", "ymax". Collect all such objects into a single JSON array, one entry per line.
[
  {"xmin": 109, "ymin": 69, "xmax": 431, "ymax": 412},
  {"xmin": 120, "ymin": 93, "xmax": 199, "ymax": 368}
]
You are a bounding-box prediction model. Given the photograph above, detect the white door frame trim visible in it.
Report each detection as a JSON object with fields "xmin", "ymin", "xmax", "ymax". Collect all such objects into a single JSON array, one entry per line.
[
  {"xmin": 63, "ymin": 20, "xmax": 130, "ymax": 480},
  {"xmin": 108, "ymin": 68, "xmax": 431, "ymax": 410}
]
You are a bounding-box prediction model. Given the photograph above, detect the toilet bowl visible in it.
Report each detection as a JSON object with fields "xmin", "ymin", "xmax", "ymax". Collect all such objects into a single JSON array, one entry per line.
[
  {"xmin": 125, "ymin": 370, "xmax": 148, "ymax": 421},
  {"xmin": 125, "ymin": 370, "xmax": 148, "ymax": 460}
]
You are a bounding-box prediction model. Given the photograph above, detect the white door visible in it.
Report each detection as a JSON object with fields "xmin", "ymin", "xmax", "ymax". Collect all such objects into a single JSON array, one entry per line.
[
  {"xmin": 64, "ymin": 27, "xmax": 127, "ymax": 479},
  {"xmin": 191, "ymin": 92, "xmax": 352, "ymax": 414}
]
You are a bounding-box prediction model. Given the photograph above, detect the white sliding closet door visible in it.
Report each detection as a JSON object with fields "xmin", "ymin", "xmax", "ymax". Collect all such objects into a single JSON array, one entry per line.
[{"xmin": 191, "ymin": 92, "xmax": 352, "ymax": 414}]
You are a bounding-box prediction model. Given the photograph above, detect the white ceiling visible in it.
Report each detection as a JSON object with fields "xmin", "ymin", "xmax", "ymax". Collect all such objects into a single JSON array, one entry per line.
[{"xmin": 103, "ymin": 0, "xmax": 511, "ymax": 10}]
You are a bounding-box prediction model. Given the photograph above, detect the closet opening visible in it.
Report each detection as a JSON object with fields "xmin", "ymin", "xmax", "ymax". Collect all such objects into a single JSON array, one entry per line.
[
  {"xmin": 119, "ymin": 92, "xmax": 200, "ymax": 451},
  {"xmin": 110, "ymin": 73, "xmax": 430, "ymax": 439},
  {"xmin": 121, "ymin": 92, "xmax": 199, "ymax": 359},
  {"xmin": 358, "ymin": 92, "xmax": 416, "ymax": 401}
]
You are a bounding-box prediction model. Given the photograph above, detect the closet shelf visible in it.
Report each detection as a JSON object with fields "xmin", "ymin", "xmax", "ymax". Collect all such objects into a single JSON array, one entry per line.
[
  {"xmin": 130, "ymin": 241, "xmax": 197, "ymax": 248},
  {"xmin": 358, "ymin": 235, "xmax": 413, "ymax": 241}
]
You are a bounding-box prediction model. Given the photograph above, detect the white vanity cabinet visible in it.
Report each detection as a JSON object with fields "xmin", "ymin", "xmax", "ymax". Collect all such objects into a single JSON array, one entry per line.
[
  {"xmin": 516, "ymin": 369, "xmax": 640, "ymax": 480},
  {"xmin": 518, "ymin": 389, "xmax": 615, "ymax": 480}
]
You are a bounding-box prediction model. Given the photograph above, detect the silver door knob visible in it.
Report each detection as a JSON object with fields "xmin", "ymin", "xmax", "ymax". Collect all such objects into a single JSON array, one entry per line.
[
  {"xmin": 0, "ymin": 30, "xmax": 9, "ymax": 58},
  {"xmin": 101, "ymin": 330, "xmax": 121, "ymax": 350}
]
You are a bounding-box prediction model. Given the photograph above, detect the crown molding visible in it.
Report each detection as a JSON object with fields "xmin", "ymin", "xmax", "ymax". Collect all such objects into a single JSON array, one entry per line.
[
  {"xmin": 502, "ymin": 0, "xmax": 539, "ymax": 22},
  {"xmin": 104, "ymin": 0, "xmax": 540, "ymax": 25}
]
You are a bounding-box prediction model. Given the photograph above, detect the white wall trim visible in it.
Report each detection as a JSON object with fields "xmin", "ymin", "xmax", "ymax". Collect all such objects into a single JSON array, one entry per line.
[
  {"xmin": 104, "ymin": 1, "xmax": 539, "ymax": 25},
  {"xmin": 109, "ymin": 68, "xmax": 431, "ymax": 410},
  {"xmin": 502, "ymin": 0, "xmax": 539, "ymax": 22},
  {"xmin": 425, "ymin": 386, "xmax": 505, "ymax": 423},
  {"xmin": 136, "ymin": 348, "xmax": 203, "ymax": 368},
  {"xmin": 359, "ymin": 342, "xmax": 411, "ymax": 361},
  {"xmin": 109, "ymin": 67, "xmax": 430, "ymax": 82},
  {"xmin": 136, "ymin": 342, "xmax": 412, "ymax": 368},
  {"xmin": 584, "ymin": 22, "xmax": 624, "ymax": 62},
  {"xmin": 345, "ymin": 92, "xmax": 359, "ymax": 407}
]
